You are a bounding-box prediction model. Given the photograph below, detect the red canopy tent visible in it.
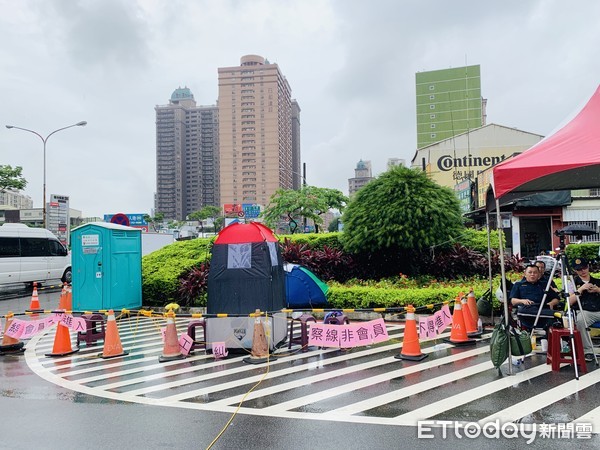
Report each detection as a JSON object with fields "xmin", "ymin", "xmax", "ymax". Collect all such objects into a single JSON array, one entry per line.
[
  {"xmin": 491, "ymin": 85, "xmax": 600, "ymax": 202},
  {"xmin": 485, "ymin": 85, "xmax": 600, "ymax": 368}
]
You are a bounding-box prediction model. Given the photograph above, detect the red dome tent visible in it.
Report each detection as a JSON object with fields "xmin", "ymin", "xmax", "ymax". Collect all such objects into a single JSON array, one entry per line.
[{"xmin": 207, "ymin": 222, "xmax": 285, "ymax": 315}]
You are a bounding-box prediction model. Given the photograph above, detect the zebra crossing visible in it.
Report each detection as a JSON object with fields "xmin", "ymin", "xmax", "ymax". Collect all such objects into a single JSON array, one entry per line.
[{"xmin": 24, "ymin": 316, "xmax": 600, "ymax": 432}]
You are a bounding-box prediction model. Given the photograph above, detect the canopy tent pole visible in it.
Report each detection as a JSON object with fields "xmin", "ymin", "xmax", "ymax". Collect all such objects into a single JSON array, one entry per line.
[
  {"xmin": 486, "ymin": 211, "xmax": 494, "ymax": 324},
  {"xmin": 496, "ymin": 198, "xmax": 513, "ymax": 375}
]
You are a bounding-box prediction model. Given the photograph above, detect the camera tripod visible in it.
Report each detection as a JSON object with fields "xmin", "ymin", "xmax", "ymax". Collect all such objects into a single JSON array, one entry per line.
[{"xmin": 533, "ymin": 230, "xmax": 599, "ymax": 379}]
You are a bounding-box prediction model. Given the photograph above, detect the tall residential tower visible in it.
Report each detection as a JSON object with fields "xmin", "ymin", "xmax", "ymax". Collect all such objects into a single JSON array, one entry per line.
[
  {"xmin": 155, "ymin": 87, "xmax": 219, "ymax": 220},
  {"xmin": 217, "ymin": 55, "xmax": 298, "ymax": 207}
]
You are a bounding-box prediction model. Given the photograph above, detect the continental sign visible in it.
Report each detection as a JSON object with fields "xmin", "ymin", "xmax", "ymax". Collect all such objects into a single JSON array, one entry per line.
[{"xmin": 436, "ymin": 154, "xmax": 507, "ymax": 172}]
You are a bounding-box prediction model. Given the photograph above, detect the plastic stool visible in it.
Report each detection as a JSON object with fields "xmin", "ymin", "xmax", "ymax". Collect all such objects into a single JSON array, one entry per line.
[
  {"xmin": 288, "ymin": 314, "xmax": 316, "ymax": 352},
  {"xmin": 546, "ymin": 327, "xmax": 587, "ymax": 373},
  {"xmin": 324, "ymin": 314, "xmax": 350, "ymax": 326},
  {"xmin": 187, "ymin": 319, "xmax": 206, "ymax": 352},
  {"xmin": 76, "ymin": 314, "xmax": 106, "ymax": 347}
]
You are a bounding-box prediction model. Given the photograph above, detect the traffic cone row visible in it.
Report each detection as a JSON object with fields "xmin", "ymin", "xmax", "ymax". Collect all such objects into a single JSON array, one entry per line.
[
  {"xmin": 0, "ymin": 314, "xmax": 25, "ymax": 355},
  {"xmin": 58, "ymin": 283, "xmax": 72, "ymax": 311},
  {"xmin": 395, "ymin": 305, "xmax": 427, "ymax": 361},
  {"xmin": 443, "ymin": 297, "xmax": 476, "ymax": 346},
  {"xmin": 461, "ymin": 294, "xmax": 483, "ymax": 338}
]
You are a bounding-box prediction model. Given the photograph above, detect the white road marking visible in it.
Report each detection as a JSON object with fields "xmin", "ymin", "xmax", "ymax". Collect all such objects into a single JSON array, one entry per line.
[{"xmin": 23, "ymin": 318, "xmax": 600, "ymax": 431}]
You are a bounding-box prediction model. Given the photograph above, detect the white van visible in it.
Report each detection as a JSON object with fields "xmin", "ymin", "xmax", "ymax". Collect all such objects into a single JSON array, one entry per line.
[{"xmin": 0, "ymin": 223, "xmax": 71, "ymax": 286}]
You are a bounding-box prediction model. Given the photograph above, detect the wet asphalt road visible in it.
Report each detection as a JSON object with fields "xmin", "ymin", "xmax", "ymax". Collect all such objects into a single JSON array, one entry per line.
[{"xmin": 2, "ymin": 286, "xmax": 600, "ymax": 449}]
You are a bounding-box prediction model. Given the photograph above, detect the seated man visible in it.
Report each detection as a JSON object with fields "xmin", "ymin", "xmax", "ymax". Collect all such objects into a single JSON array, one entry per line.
[
  {"xmin": 534, "ymin": 260, "xmax": 559, "ymax": 292},
  {"xmin": 509, "ymin": 264, "xmax": 560, "ymax": 329},
  {"xmin": 569, "ymin": 258, "xmax": 600, "ymax": 362}
]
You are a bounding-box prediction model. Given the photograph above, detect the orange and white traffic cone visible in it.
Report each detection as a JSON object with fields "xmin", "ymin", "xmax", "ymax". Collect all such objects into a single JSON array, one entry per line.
[
  {"xmin": 0, "ymin": 313, "xmax": 25, "ymax": 355},
  {"xmin": 443, "ymin": 298, "xmax": 476, "ymax": 346},
  {"xmin": 65, "ymin": 283, "xmax": 73, "ymax": 311},
  {"xmin": 29, "ymin": 282, "xmax": 41, "ymax": 317},
  {"xmin": 58, "ymin": 283, "xmax": 68, "ymax": 310},
  {"xmin": 395, "ymin": 306, "xmax": 427, "ymax": 361},
  {"xmin": 461, "ymin": 296, "xmax": 483, "ymax": 338},
  {"xmin": 159, "ymin": 311, "xmax": 185, "ymax": 362},
  {"xmin": 243, "ymin": 310, "xmax": 276, "ymax": 364},
  {"xmin": 100, "ymin": 310, "xmax": 128, "ymax": 359},
  {"xmin": 45, "ymin": 321, "xmax": 79, "ymax": 357},
  {"xmin": 467, "ymin": 288, "xmax": 479, "ymax": 325}
]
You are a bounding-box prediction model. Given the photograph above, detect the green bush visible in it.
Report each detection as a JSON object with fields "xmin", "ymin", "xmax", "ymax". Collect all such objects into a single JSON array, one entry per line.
[
  {"xmin": 565, "ymin": 243, "xmax": 600, "ymax": 264},
  {"xmin": 455, "ymin": 227, "xmax": 502, "ymax": 254},
  {"xmin": 142, "ymin": 238, "xmax": 212, "ymax": 305},
  {"xmin": 278, "ymin": 232, "xmax": 343, "ymax": 250}
]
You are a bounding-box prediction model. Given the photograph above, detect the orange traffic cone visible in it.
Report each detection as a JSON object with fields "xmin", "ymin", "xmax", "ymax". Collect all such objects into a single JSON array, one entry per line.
[
  {"xmin": 29, "ymin": 282, "xmax": 41, "ymax": 316},
  {"xmin": 0, "ymin": 313, "xmax": 25, "ymax": 355},
  {"xmin": 467, "ymin": 288, "xmax": 479, "ymax": 324},
  {"xmin": 100, "ymin": 310, "xmax": 128, "ymax": 359},
  {"xmin": 461, "ymin": 296, "xmax": 483, "ymax": 338},
  {"xmin": 65, "ymin": 283, "xmax": 73, "ymax": 311},
  {"xmin": 443, "ymin": 298, "xmax": 476, "ymax": 346},
  {"xmin": 45, "ymin": 321, "xmax": 79, "ymax": 357},
  {"xmin": 395, "ymin": 306, "xmax": 427, "ymax": 361},
  {"xmin": 58, "ymin": 283, "xmax": 68, "ymax": 310},
  {"xmin": 243, "ymin": 310, "xmax": 276, "ymax": 364},
  {"xmin": 159, "ymin": 311, "xmax": 185, "ymax": 362}
]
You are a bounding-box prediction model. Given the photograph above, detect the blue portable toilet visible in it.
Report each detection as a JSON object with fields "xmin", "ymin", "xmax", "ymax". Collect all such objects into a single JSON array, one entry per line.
[{"xmin": 71, "ymin": 222, "xmax": 142, "ymax": 311}]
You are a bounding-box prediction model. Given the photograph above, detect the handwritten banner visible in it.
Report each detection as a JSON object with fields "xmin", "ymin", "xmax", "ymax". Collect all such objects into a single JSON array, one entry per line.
[
  {"xmin": 179, "ymin": 333, "xmax": 194, "ymax": 356},
  {"xmin": 418, "ymin": 304, "xmax": 453, "ymax": 339},
  {"xmin": 308, "ymin": 318, "xmax": 389, "ymax": 348},
  {"xmin": 4, "ymin": 314, "xmax": 90, "ymax": 339},
  {"xmin": 212, "ymin": 342, "xmax": 229, "ymax": 359}
]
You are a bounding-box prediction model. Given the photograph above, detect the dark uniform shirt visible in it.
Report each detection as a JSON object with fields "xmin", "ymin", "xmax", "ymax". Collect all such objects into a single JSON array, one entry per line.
[
  {"xmin": 573, "ymin": 275, "xmax": 600, "ymax": 312},
  {"xmin": 509, "ymin": 279, "xmax": 559, "ymax": 306}
]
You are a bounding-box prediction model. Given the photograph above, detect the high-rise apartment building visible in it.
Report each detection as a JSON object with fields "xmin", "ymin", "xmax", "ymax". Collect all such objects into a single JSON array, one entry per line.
[
  {"xmin": 348, "ymin": 159, "xmax": 373, "ymax": 195},
  {"xmin": 218, "ymin": 55, "xmax": 297, "ymax": 207},
  {"xmin": 416, "ymin": 65, "xmax": 486, "ymax": 149},
  {"xmin": 291, "ymin": 100, "xmax": 302, "ymax": 190},
  {"xmin": 155, "ymin": 87, "xmax": 219, "ymax": 220}
]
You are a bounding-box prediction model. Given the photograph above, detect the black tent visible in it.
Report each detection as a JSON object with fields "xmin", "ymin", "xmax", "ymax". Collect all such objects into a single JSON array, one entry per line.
[{"xmin": 207, "ymin": 222, "xmax": 285, "ymax": 315}]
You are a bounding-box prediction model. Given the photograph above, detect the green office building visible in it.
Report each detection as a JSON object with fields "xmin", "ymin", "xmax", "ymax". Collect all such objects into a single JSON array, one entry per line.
[{"xmin": 416, "ymin": 65, "xmax": 485, "ymax": 149}]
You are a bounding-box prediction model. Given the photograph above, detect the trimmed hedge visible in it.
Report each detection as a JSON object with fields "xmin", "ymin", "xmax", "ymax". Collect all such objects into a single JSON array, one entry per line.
[
  {"xmin": 278, "ymin": 232, "xmax": 343, "ymax": 250},
  {"xmin": 142, "ymin": 238, "xmax": 212, "ymax": 304},
  {"xmin": 327, "ymin": 279, "xmax": 494, "ymax": 310}
]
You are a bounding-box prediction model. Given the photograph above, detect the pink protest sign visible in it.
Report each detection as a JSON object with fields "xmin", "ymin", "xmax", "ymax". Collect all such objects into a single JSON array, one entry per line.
[
  {"xmin": 419, "ymin": 317, "xmax": 430, "ymax": 339},
  {"xmin": 179, "ymin": 333, "xmax": 194, "ymax": 356},
  {"xmin": 212, "ymin": 342, "xmax": 228, "ymax": 359},
  {"xmin": 60, "ymin": 314, "xmax": 74, "ymax": 329},
  {"xmin": 20, "ymin": 320, "xmax": 41, "ymax": 339},
  {"xmin": 5, "ymin": 319, "xmax": 25, "ymax": 339},
  {"xmin": 71, "ymin": 317, "xmax": 87, "ymax": 332},
  {"xmin": 308, "ymin": 319, "xmax": 390, "ymax": 348}
]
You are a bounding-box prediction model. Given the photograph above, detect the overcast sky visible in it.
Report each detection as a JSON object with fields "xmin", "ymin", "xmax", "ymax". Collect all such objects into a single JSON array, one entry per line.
[{"xmin": 2, "ymin": 0, "xmax": 599, "ymax": 219}]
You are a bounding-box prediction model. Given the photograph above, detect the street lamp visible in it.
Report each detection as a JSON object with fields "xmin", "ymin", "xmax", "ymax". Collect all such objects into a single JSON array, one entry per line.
[{"xmin": 6, "ymin": 121, "xmax": 87, "ymax": 228}]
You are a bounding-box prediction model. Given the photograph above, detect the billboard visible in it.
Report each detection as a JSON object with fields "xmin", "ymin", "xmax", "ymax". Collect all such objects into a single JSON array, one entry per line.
[
  {"xmin": 104, "ymin": 213, "xmax": 149, "ymax": 232},
  {"xmin": 48, "ymin": 194, "xmax": 70, "ymax": 245}
]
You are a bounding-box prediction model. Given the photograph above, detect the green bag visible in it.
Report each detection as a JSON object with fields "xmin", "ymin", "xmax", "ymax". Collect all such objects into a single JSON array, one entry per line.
[
  {"xmin": 510, "ymin": 328, "xmax": 532, "ymax": 356},
  {"xmin": 489, "ymin": 322, "xmax": 509, "ymax": 368}
]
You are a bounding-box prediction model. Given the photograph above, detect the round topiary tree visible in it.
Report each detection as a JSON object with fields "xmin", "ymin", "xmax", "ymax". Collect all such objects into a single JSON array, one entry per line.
[{"xmin": 341, "ymin": 166, "xmax": 464, "ymax": 277}]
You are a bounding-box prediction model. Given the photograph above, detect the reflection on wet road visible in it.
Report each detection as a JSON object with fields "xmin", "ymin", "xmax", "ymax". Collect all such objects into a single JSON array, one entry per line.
[{"xmin": 24, "ymin": 317, "xmax": 600, "ymax": 432}]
